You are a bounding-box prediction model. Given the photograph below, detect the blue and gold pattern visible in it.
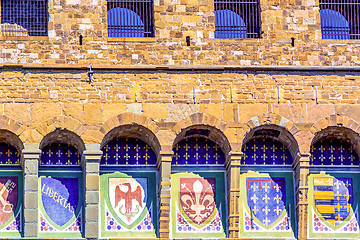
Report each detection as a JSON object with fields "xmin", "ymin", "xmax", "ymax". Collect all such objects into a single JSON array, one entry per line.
[
  {"xmin": 310, "ymin": 140, "xmax": 359, "ymax": 165},
  {"xmin": 314, "ymin": 177, "xmax": 353, "ymax": 226},
  {"xmin": 0, "ymin": 143, "xmax": 20, "ymax": 165},
  {"xmin": 101, "ymin": 138, "xmax": 156, "ymax": 165},
  {"xmin": 242, "ymin": 138, "xmax": 292, "ymax": 165},
  {"xmin": 172, "ymin": 137, "xmax": 225, "ymax": 165},
  {"xmin": 246, "ymin": 178, "xmax": 287, "ymax": 227},
  {"xmin": 40, "ymin": 144, "xmax": 81, "ymax": 165}
]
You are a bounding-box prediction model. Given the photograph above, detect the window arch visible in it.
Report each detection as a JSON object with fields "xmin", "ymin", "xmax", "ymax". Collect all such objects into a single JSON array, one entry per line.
[
  {"xmin": 242, "ymin": 138, "xmax": 293, "ymax": 165},
  {"xmin": 172, "ymin": 137, "xmax": 225, "ymax": 165},
  {"xmin": 0, "ymin": 0, "xmax": 48, "ymax": 36},
  {"xmin": 320, "ymin": 9, "xmax": 350, "ymax": 39},
  {"xmin": 214, "ymin": 0, "xmax": 261, "ymax": 39},
  {"xmin": 40, "ymin": 143, "xmax": 81, "ymax": 166},
  {"xmin": 107, "ymin": 0, "xmax": 154, "ymax": 38},
  {"xmin": 308, "ymin": 127, "xmax": 360, "ymax": 238},
  {"xmin": 319, "ymin": 0, "xmax": 360, "ymax": 39},
  {"xmin": 100, "ymin": 136, "xmax": 158, "ymax": 238},
  {"xmin": 0, "ymin": 131, "xmax": 23, "ymax": 237},
  {"xmin": 38, "ymin": 131, "xmax": 84, "ymax": 237},
  {"xmin": 171, "ymin": 135, "xmax": 227, "ymax": 238},
  {"xmin": 215, "ymin": 10, "xmax": 247, "ymax": 39},
  {"xmin": 239, "ymin": 128, "xmax": 297, "ymax": 239},
  {"xmin": 310, "ymin": 139, "xmax": 359, "ymax": 165},
  {"xmin": 101, "ymin": 138, "xmax": 156, "ymax": 165}
]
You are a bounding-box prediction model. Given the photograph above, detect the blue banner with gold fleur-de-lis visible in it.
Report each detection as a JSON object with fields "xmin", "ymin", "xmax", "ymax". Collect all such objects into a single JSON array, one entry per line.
[
  {"xmin": 101, "ymin": 138, "xmax": 156, "ymax": 165},
  {"xmin": 242, "ymin": 138, "xmax": 292, "ymax": 165},
  {"xmin": 40, "ymin": 144, "xmax": 81, "ymax": 165},
  {"xmin": 310, "ymin": 139, "xmax": 359, "ymax": 166},
  {"xmin": 247, "ymin": 177, "xmax": 286, "ymax": 227},
  {"xmin": 172, "ymin": 137, "xmax": 225, "ymax": 165},
  {"xmin": 0, "ymin": 143, "xmax": 20, "ymax": 165}
]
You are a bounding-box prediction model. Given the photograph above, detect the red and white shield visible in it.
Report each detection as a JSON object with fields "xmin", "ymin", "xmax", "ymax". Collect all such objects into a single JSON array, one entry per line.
[
  {"xmin": 109, "ymin": 178, "xmax": 146, "ymax": 226},
  {"xmin": 180, "ymin": 178, "xmax": 216, "ymax": 225}
]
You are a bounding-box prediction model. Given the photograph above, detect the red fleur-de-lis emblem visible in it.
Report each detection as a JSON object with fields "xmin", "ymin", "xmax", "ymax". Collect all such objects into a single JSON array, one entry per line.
[{"xmin": 180, "ymin": 178, "xmax": 216, "ymax": 225}]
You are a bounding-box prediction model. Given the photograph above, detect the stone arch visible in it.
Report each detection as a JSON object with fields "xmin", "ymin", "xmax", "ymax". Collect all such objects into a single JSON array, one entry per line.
[
  {"xmin": 100, "ymin": 119, "xmax": 161, "ymax": 156},
  {"xmin": 172, "ymin": 124, "xmax": 231, "ymax": 161},
  {"xmin": 242, "ymin": 124, "xmax": 300, "ymax": 161},
  {"xmin": 310, "ymin": 114, "xmax": 360, "ymax": 135},
  {"xmin": 0, "ymin": 115, "xmax": 26, "ymax": 137},
  {"xmin": 171, "ymin": 113, "xmax": 227, "ymax": 135},
  {"xmin": 100, "ymin": 112, "xmax": 160, "ymax": 139},
  {"xmin": 243, "ymin": 113, "xmax": 298, "ymax": 136},
  {"xmin": 39, "ymin": 129, "xmax": 85, "ymax": 154},
  {"xmin": 34, "ymin": 116, "xmax": 86, "ymax": 140},
  {"xmin": 311, "ymin": 126, "xmax": 360, "ymax": 159}
]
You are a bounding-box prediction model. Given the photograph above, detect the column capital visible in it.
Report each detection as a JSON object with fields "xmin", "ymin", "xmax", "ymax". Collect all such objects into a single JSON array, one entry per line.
[
  {"xmin": 81, "ymin": 144, "xmax": 103, "ymax": 164},
  {"xmin": 159, "ymin": 150, "xmax": 174, "ymax": 157},
  {"xmin": 226, "ymin": 151, "xmax": 243, "ymax": 168},
  {"xmin": 22, "ymin": 143, "xmax": 41, "ymax": 160}
]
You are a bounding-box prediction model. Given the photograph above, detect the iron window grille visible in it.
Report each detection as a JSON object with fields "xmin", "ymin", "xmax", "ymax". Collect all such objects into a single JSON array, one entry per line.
[
  {"xmin": 107, "ymin": 0, "xmax": 154, "ymax": 38},
  {"xmin": 1, "ymin": 0, "xmax": 48, "ymax": 36},
  {"xmin": 214, "ymin": 0, "xmax": 261, "ymax": 39},
  {"xmin": 320, "ymin": 0, "xmax": 360, "ymax": 39}
]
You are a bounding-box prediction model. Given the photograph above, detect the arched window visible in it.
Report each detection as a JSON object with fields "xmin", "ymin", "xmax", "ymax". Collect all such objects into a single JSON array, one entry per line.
[
  {"xmin": 38, "ymin": 136, "xmax": 83, "ymax": 237},
  {"xmin": 214, "ymin": 0, "xmax": 261, "ymax": 39},
  {"xmin": 0, "ymin": 139, "xmax": 22, "ymax": 237},
  {"xmin": 215, "ymin": 10, "xmax": 247, "ymax": 39},
  {"xmin": 320, "ymin": 9, "xmax": 350, "ymax": 39},
  {"xmin": 308, "ymin": 133, "xmax": 360, "ymax": 238},
  {"xmin": 41, "ymin": 143, "xmax": 81, "ymax": 165},
  {"xmin": 171, "ymin": 137, "xmax": 227, "ymax": 238},
  {"xmin": 100, "ymin": 137, "xmax": 157, "ymax": 238},
  {"xmin": 0, "ymin": 0, "xmax": 48, "ymax": 36},
  {"xmin": 101, "ymin": 138, "xmax": 156, "ymax": 165},
  {"xmin": 319, "ymin": 0, "xmax": 360, "ymax": 39},
  {"xmin": 107, "ymin": 0, "xmax": 154, "ymax": 37},
  {"xmin": 310, "ymin": 139, "xmax": 359, "ymax": 165},
  {"xmin": 239, "ymin": 129, "xmax": 297, "ymax": 239},
  {"xmin": 242, "ymin": 138, "xmax": 292, "ymax": 165}
]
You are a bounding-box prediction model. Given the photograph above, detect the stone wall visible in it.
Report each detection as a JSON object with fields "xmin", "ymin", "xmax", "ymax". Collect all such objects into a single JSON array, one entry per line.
[
  {"xmin": 1, "ymin": 0, "xmax": 360, "ymax": 239},
  {"xmin": 0, "ymin": 0, "xmax": 360, "ymax": 66}
]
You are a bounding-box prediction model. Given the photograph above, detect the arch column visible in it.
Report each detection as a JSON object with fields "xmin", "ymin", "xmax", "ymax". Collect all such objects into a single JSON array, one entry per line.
[
  {"xmin": 294, "ymin": 152, "xmax": 310, "ymax": 240},
  {"xmin": 226, "ymin": 151, "xmax": 243, "ymax": 238},
  {"xmin": 22, "ymin": 143, "xmax": 41, "ymax": 238},
  {"xmin": 82, "ymin": 144, "xmax": 102, "ymax": 239},
  {"xmin": 157, "ymin": 150, "xmax": 173, "ymax": 239}
]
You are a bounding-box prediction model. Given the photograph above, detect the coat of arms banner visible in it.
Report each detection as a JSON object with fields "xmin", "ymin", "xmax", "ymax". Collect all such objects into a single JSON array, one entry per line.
[
  {"xmin": 100, "ymin": 171, "xmax": 157, "ymax": 238},
  {"xmin": 171, "ymin": 171, "xmax": 226, "ymax": 239}
]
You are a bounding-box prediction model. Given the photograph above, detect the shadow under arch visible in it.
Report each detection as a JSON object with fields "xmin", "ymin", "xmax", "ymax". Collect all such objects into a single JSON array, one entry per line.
[
  {"xmin": 172, "ymin": 124, "xmax": 231, "ymax": 161},
  {"xmin": 0, "ymin": 129, "xmax": 24, "ymax": 154},
  {"xmin": 100, "ymin": 124, "xmax": 161, "ymax": 158},
  {"xmin": 242, "ymin": 124, "xmax": 300, "ymax": 162},
  {"xmin": 39, "ymin": 129, "xmax": 85, "ymax": 154},
  {"xmin": 311, "ymin": 126, "xmax": 360, "ymax": 159}
]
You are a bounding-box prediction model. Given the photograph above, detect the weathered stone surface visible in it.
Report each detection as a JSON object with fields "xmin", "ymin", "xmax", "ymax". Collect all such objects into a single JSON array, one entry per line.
[
  {"xmin": 239, "ymin": 104, "xmax": 268, "ymax": 122},
  {"xmin": 86, "ymin": 174, "xmax": 100, "ymax": 191},
  {"xmin": 306, "ymin": 104, "xmax": 335, "ymax": 123}
]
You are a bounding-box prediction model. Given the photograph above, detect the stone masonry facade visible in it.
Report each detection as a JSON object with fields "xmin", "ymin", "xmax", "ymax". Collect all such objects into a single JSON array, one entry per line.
[{"xmin": 0, "ymin": 0, "xmax": 360, "ymax": 239}]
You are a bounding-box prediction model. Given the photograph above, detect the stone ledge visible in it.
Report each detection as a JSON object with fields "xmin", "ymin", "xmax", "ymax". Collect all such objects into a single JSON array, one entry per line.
[
  {"xmin": 108, "ymin": 37, "xmax": 156, "ymax": 42},
  {"xmin": 0, "ymin": 36, "xmax": 49, "ymax": 41}
]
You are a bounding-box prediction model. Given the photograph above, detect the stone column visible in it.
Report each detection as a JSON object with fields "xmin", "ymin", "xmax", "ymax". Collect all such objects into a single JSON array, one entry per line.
[
  {"xmin": 226, "ymin": 151, "xmax": 242, "ymax": 238},
  {"xmin": 22, "ymin": 143, "xmax": 41, "ymax": 238},
  {"xmin": 82, "ymin": 144, "xmax": 102, "ymax": 239},
  {"xmin": 294, "ymin": 152, "xmax": 310, "ymax": 240},
  {"xmin": 157, "ymin": 150, "xmax": 173, "ymax": 239}
]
